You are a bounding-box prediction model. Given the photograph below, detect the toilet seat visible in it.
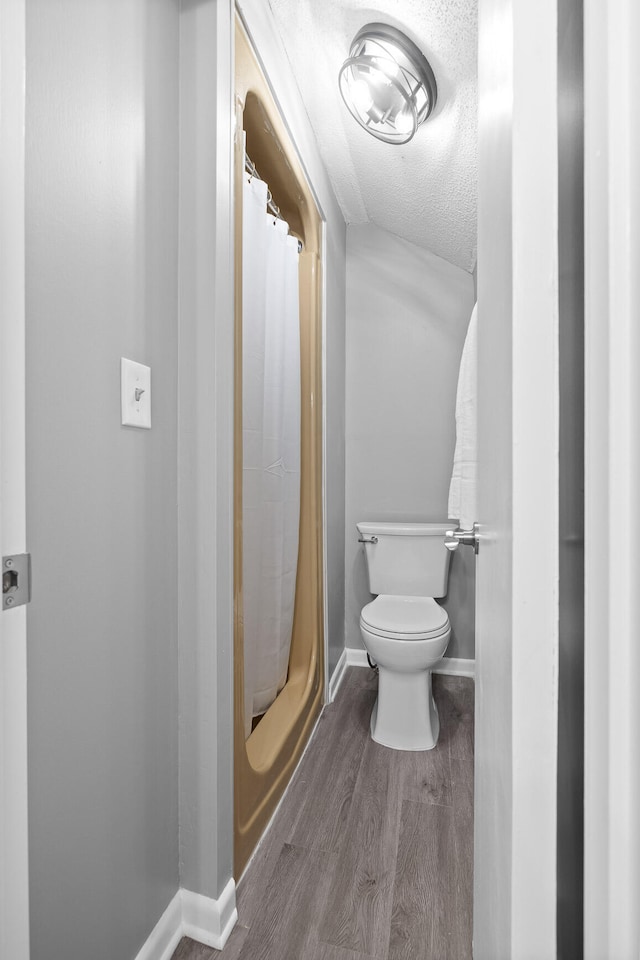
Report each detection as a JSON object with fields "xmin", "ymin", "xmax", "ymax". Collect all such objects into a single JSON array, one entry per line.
[{"xmin": 360, "ymin": 595, "xmax": 450, "ymax": 641}]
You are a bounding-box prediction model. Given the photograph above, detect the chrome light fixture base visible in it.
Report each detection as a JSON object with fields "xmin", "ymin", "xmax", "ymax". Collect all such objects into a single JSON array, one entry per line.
[{"xmin": 338, "ymin": 22, "xmax": 437, "ymax": 145}]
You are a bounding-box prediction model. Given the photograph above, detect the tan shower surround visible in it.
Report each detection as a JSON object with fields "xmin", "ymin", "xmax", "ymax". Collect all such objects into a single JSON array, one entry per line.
[{"xmin": 234, "ymin": 17, "xmax": 324, "ymax": 876}]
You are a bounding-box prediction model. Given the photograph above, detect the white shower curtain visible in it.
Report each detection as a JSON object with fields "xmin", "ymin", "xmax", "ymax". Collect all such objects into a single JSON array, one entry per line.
[{"xmin": 242, "ymin": 170, "xmax": 301, "ymax": 738}]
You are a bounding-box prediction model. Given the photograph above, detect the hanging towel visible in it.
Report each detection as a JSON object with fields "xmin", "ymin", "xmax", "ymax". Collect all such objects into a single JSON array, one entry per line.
[{"xmin": 448, "ymin": 303, "xmax": 478, "ymax": 530}]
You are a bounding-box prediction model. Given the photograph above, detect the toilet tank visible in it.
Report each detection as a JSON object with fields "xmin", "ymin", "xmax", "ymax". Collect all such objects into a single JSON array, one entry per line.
[{"xmin": 357, "ymin": 521, "xmax": 452, "ymax": 598}]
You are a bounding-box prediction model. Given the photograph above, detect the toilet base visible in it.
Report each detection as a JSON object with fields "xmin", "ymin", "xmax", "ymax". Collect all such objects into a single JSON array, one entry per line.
[{"xmin": 370, "ymin": 668, "xmax": 440, "ymax": 751}]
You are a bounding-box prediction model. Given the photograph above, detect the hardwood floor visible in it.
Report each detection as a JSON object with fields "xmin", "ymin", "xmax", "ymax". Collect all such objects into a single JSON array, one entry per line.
[{"xmin": 172, "ymin": 667, "xmax": 474, "ymax": 960}]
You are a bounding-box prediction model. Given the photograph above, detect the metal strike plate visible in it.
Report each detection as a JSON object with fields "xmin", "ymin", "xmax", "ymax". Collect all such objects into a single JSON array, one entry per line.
[{"xmin": 2, "ymin": 554, "xmax": 31, "ymax": 610}]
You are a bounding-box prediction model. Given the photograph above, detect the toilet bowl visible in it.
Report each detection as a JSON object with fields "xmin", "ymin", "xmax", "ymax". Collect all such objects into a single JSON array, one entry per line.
[
  {"xmin": 356, "ymin": 521, "xmax": 453, "ymax": 751},
  {"xmin": 360, "ymin": 595, "xmax": 451, "ymax": 750}
]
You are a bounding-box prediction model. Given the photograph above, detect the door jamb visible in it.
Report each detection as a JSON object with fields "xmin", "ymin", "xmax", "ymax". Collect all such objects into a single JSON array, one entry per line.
[{"xmin": 0, "ymin": 0, "xmax": 30, "ymax": 956}]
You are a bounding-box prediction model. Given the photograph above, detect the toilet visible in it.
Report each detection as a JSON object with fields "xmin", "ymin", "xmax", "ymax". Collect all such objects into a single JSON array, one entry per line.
[{"xmin": 357, "ymin": 521, "xmax": 452, "ymax": 751}]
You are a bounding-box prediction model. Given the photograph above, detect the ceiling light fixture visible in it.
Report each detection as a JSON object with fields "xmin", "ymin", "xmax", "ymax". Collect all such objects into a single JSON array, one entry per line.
[{"xmin": 338, "ymin": 23, "xmax": 437, "ymax": 145}]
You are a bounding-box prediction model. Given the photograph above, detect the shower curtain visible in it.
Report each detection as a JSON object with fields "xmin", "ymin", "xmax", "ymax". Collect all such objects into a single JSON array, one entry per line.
[{"xmin": 242, "ymin": 170, "xmax": 301, "ymax": 739}]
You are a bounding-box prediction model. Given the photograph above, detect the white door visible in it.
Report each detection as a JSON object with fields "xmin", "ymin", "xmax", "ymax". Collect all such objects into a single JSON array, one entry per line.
[
  {"xmin": 0, "ymin": 0, "xmax": 30, "ymax": 956},
  {"xmin": 473, "ymin": 0, "xmax": 560, "ymax": 956}
]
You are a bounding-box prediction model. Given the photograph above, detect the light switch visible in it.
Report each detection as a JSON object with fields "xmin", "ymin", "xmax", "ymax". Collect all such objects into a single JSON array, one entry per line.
[{"xmin": 121, "ymin": 358, "xmax": 151, "ymax": 428}]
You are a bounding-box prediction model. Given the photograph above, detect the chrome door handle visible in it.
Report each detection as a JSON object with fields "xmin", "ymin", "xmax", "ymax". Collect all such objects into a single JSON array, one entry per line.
[{"xmin": 445, "ymin": 523, "xmax": 479, "ymax": 555}]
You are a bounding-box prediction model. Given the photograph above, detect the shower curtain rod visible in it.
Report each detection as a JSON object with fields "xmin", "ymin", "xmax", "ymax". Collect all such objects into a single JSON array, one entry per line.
[
  {"xmin": 244, "ymin": 152, "xmax": 285, "ymax": 222},
  {"xmin": 244, "ymin": 151, "xmax": 304, "ymax": 253}
]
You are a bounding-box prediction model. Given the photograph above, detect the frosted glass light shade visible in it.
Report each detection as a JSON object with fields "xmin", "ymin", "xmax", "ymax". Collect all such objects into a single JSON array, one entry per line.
[{"xmin": 338, "ymin": 23, "xmax": 437, "ymax": 145}]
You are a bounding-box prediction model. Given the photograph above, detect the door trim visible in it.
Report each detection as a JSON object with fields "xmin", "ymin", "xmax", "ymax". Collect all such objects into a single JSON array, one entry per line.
[
  {"xmin": 584, "ymin": 0, "xmax": 640, "ymax": 954},
  {"xmin": 0, "ymin": 0, "xmax": 30, "ymax": 956}
]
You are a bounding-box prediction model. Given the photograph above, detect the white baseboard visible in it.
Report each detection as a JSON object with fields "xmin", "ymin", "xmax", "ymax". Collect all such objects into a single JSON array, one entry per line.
[
  {"xmin": 345, "ymin": 648, "xmax": 369, "ymax": 668},
  {"xmin": 346, "ymin": 647, "xmax": 475, "ymax": 678},
  {"xmin": 133, "ymin": 892, "xmax": 184, "ymax": 960},
  {"xmin": 432, "ymin": 657, "xmax": 475, "ymax": 678},
  {"xmin": 181, "ymin": 880, "xmax": 238, "ymax": 949},
  {"xmin": 328, "ymin": 648, "xmax": 348, "ymax": 702},
  {"xmin": 133, "ymin": 879, "xmax": 237, "ymax": 960}
]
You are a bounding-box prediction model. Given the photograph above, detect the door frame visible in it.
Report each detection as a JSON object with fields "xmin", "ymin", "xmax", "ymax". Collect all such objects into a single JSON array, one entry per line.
[
  {"xmin": 583, "ymin": 0, "xmax": 640, "ymax": 954},
  {"xmin": 0, "ymin": 0, "xmax": 30, "ymax": 955}
]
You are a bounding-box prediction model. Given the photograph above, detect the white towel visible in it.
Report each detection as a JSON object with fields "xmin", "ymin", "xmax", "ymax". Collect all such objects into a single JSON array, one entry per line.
[{"xmin": 448, "ymin": 303, "xmax": 478, "ymax": 530}]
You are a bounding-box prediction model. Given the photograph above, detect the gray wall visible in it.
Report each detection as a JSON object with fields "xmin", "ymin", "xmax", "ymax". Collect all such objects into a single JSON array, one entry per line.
[
  {"xmin": 344, "ymin": 224, "xmax": 476, "ymax": 658},
  {"xmin": 25, "ymin": 1, "xmax": 180, "ymax": 957},
  {"xmin": 557, "ymin": 0, "xmax": 584, "ymax": 953}
]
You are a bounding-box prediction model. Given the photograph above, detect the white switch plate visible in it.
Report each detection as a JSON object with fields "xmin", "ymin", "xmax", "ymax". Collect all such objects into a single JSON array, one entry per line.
[{"xmin": 121, "ymin": 358, "xmax": 151, "ymax": 428}]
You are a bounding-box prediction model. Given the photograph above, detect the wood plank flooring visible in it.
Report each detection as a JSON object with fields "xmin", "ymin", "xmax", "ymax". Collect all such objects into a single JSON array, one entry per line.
[{"xmin": 172, "ymin": 667, "xmax": 474, "ymax": 960}]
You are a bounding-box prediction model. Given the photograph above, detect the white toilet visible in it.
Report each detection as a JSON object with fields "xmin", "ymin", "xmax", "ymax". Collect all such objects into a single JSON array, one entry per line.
[{"xmin": 357, "ymin": 521, "xmax": 452, "ymax": 751}]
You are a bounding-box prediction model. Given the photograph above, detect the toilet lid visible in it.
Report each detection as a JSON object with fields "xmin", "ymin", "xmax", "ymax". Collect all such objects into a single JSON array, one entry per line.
[{"xmin": 360, "ymin": 595, "xmax": 449, "ymax": 638}]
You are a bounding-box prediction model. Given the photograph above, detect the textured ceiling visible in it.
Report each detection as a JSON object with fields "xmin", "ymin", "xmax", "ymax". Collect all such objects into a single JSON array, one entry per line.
[{"xmin": 266, "ymin": 0, "xmax": 478, "ymax": 273}]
